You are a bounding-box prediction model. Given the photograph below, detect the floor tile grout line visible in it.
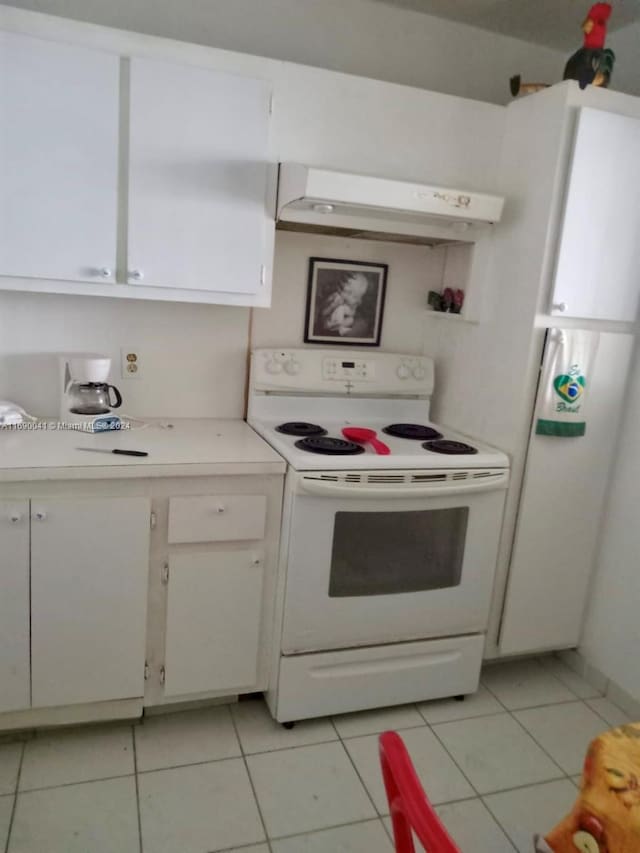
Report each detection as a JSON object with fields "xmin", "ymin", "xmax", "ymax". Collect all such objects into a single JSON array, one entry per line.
[
  {"xmin": 336, "ymin": 736, "xmax": 384, "ymax": 818},
  {"xmin": 228, "ymin": 705, "xmax": 273, "ymax": 853},
  {"xmin": 331, "ymin": 703, "xmax": 427, "ymax": 739},
  {"xmin": 418, "ymin": 708, "xmax": 508, "ymax": 726},
  {"xmin": 537, "ymin": 656, "xmax": 606, "ymax": 700},
  {"xmin": 137, "ymin": 753, "xmax": 243, "ymax": 775},
  {"xmin": 482, "ymin": 656, "xmax": 592, "ymax": 705},
  {"xmin": 485, "ymin": 696, "xmax": 592, "ymax": 713},
  {"xmin": 430, "ymin": 709, "xmax": 572, "ymax": 798},
  {"xmin": 131, "ymin": 725, "xmax": 144, "ymax": 853},
  {"xmin": 338, "ymin": 722, "xmax": 429, "ymax": 744},
  {"xmin": 480, "ymin": 669, "xmax": 606, "ymax": 712},
  {"xmin": 481, "ymin": 795, "xmax": 529, "ymax": 852},
  {"xmin": 438, "ymin": 797, "xmax": 518, "ymax": 853},
  {"xmin": 4, "ymin": 742, "xmax": 24, "ymax": 853},
  {"xmin": 265, "ymin": 815, "xmax": 393, "ymax": 844},
  {"xmin": 472, "ymin": 682, "xmax": 511, "ymax": 713},
  {"xmin": 478, "ymin": 771, "xmax": 571, "ymax": 798},
  {"xmin": 426, "ymin": 717, "xmax": 486, "ymax": 800},
  {"xmin": 505, "ymin": 704, "xmax": 580, "ymax": 780},
  {"xmin": 585, "ymin": 701, "xmax": 630, "ymax": 729},
  {"xmin": 15, "ymin": 771, "xmax": 137, "ymax": 795},
  {"xmin": 231, "ymin": 735, "xmax": 339, "ymax": 757}
]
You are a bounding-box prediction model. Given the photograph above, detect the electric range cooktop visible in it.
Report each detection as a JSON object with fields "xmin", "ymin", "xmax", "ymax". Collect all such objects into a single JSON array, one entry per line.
[
  {"xmin": 247, "ymin": 348, "xmax": 510, "ymax": 472},
  {"xmin": 251, "ymin": 416, "xmax": 505, "ymax": 470}
]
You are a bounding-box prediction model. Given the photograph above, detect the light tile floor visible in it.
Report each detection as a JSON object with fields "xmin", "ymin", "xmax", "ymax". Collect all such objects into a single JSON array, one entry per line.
[{"xmin": 0, "ymin": 657, "xmax": 632, "ymax": 853}]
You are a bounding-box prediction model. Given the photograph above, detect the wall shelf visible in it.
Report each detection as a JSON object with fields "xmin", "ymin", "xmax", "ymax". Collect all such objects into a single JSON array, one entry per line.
[{"xmin": 426, "ymin": 310, "xmax": 467, "ymax": 321}]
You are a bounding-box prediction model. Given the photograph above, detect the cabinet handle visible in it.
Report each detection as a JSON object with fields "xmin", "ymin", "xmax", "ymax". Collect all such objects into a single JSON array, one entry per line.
[
  {"xmin": 552, "ymin": 302, "xmax": 568, "ymax": 313},
  {"xmin": 33, "ymin": 510, "xmax": 47, "ymax": 521},
  {"xmin": 9, "ymin": 512, "xmax": 22, "ymax": 523},
  {"xmin": 129, "ymin": 269, "xmax": 144, "ymax": 282},
  {"xmin": 216, "ymin": 506, "xmax": 226, "ymax": 514},
  {"xmin": 98, "ymin": 267, "xmax": 112, "ymax": 279},
  {"xmin": 252, "ymin": 557, "xmax": 262, "ymax": 567}
]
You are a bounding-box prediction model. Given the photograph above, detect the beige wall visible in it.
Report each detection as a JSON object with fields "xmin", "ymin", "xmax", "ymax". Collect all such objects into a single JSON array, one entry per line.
[{"xmin": 252, "ymin": 231, "xmax": 445, "ymax": 355}]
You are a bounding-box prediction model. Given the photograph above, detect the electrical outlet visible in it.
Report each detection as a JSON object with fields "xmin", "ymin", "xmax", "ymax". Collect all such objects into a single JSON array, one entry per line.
[{"xmin": 121, "ymin": 347, "xmax": 142, "ymax": 380}]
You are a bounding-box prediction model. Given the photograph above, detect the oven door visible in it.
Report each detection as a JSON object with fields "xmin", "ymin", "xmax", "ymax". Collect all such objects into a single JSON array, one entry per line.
[{"xmin": 281, "ymin": 470, "xmax": 508, "ymax": 654}]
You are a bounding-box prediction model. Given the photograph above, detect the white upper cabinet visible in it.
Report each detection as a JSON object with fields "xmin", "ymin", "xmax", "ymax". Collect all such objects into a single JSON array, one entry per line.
[
  {"xmin": 127, "ymin": 58, "xmax": 273, "ymax": 297},
  {"xmin": 0, "ymin": 32, "xmax": 119, "ymax": 284},
  {"xmin": 551, "ymin": 108, "xmax": 640, "ymax": 323}
]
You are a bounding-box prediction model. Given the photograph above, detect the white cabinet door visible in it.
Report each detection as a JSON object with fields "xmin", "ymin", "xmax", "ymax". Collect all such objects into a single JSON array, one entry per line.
[
  {"xmin": 0, "ymin": 32, "xmax": 119, "ymax": 283},
  {"xmin": 128, "ymin": 58, "xmax": 272, "ymax": 295},
  {"xmin": 164, "ymin": 550, "xmax": 264, "ymax": 696},
  {"xmin": 30, "ymin": 497, "xmax": 150, "ymax": 708},
  {"xmin": 551, "ymin": 108, "xmax": 640, "ymax": 322},
  {"xmin": 0, "ymin": 501, "xmax": 30, "ymax": 713},
  {"xmin": 499, "ymin": 332, "xmax": 634, "ymax": 655}
]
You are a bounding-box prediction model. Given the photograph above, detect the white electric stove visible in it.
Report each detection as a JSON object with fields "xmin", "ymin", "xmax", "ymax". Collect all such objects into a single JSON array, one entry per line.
[{"xmin": 248, "ymin": 348, "xmax": 510, "ymax": 724}]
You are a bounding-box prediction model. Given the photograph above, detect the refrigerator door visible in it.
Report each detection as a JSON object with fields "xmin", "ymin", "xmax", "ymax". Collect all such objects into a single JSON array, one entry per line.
[{"xmin": 499, "ymin": 331, "xmax": 634, "ymax": 655}]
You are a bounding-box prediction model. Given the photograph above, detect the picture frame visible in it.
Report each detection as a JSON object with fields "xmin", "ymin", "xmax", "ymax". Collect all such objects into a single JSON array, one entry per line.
[{"xmin": 303, "ymin": 258, "xmax": 388, "ymax": 347}]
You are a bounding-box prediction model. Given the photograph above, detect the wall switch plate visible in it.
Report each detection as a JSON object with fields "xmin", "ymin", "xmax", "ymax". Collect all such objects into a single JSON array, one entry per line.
[{"xmin": 121, "ymin": 347, "xmax": 142, "ymax": 380}]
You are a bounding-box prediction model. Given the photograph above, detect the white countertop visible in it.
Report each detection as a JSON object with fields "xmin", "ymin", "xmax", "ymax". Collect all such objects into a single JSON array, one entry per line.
[{"xmin": 0, "ymin": 419, "xmax": 286, "ymax": 481}]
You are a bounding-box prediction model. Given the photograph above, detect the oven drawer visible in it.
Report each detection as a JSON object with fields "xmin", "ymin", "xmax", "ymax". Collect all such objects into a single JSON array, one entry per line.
[
  {"xmin": 168, "ymin": 495, "xmax": 267, "ymax": 544},
  {"xmin": 273, "ymin": 634, "xmax": 483, "ymax": 721}
]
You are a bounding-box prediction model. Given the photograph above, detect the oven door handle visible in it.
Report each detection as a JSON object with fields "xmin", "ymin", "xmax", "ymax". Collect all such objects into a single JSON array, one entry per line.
[{"xmin": 295, "ymin": 475, "xmax": 508, "ymax": 499}]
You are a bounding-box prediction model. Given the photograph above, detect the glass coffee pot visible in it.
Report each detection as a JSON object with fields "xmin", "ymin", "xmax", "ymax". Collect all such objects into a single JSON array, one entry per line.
[{"xmin": 67, "ymin": 381, "xmax": 123, "ymax": 416}]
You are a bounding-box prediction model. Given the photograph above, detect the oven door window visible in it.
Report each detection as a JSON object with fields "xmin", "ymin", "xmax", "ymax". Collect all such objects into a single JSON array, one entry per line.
[{"xmin": 328, "ymin": 508, "xmax": 468, "ymax": 597}]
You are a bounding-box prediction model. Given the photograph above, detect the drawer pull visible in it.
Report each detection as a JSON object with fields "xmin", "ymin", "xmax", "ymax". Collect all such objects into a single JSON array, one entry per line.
[
  {"xmin": 216, "ymin": 505, "xmax": 226, "ymax": 514},
  {"xmin": 252, "ymin": 557, "xmax": 262, "ymax": 567},
  {"xmin": 10, "ymin": 512, "xmax": 22, "ymax": 523}
]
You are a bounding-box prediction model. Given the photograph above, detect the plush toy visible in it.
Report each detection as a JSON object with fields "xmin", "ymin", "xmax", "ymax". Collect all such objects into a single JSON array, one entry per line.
[
  {"xmin": 510, "ymin": 2, "xmax": 615, "ymax": 98},
  {"xmin": 537, "ymin": 722, "xmax": 640, "ymax": 853}
]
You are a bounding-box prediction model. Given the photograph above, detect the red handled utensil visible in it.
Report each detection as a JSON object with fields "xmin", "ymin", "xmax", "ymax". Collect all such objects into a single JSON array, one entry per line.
[{"xmin": 342, "ymin": 426, "xmax": 391, "ymax": 455}]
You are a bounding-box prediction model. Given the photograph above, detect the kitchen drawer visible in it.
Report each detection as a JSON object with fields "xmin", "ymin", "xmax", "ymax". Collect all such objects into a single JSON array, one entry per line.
[
  {"xmin": 168, "ymin": 495, "xmax": 267, "ymax": 544},
  {"xmin": 273, "ymin": 634, "xmax": 483, "ymax": 722}
]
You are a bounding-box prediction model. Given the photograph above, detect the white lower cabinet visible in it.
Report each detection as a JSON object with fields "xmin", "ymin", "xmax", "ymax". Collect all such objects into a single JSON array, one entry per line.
[
  {"xmin": 30, "ymin": 497, "xmax": 151, "ymax": 708},
  {"xmin": 0, "ymin": 473, "xmax": 283, "ymax": 729},
  {"xmin": 0, "ymin": 501, "xmax": 30, "ymax": 713},
  {"xmin": 163, "ymin": 550, "xmax": 265, "ymax": 696}
]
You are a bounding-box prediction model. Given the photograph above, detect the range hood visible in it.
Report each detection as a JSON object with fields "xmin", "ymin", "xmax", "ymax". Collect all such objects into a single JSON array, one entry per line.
[{"xmin": 276, "ymin": 163, "xmax": 504, "ymax": 246}]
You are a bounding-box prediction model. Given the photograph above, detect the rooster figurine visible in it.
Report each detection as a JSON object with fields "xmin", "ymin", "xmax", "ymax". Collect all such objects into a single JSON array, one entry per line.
[
  {"xmin": 510, "ymin": 1, "xmax": 615, "ymax": 97},
  {"xmin": 563, "ymin": 2, "xmax": 615, "ymax": 89}
]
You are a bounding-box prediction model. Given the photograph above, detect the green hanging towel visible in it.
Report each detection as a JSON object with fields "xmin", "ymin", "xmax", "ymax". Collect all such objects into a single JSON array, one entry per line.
[{"xmin": 535, "ymin": 329, "xmax": 600, "ymax": 437}]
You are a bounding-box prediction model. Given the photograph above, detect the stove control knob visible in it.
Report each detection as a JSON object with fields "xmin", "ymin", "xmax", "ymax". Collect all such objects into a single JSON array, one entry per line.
[
  {"xmin": 265, "ymin": 359, "xmax": 282, "ymax": 374},
  {"xmin": 284, "ymin": 359, "xmax": 300, "ymax": 376},
  {"xmin": 413, "ymin": 365, "xmax": 426, "ymax": 380},
  {"xmin": 397, "ymin": 363, "xmax": 411, "ymax": 379}
]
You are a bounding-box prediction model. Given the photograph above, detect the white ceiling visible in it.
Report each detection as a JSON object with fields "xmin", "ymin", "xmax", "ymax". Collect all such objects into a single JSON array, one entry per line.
[{"xmin": 371, "ymin": 0, "xmax": 640, "ymax": 48}]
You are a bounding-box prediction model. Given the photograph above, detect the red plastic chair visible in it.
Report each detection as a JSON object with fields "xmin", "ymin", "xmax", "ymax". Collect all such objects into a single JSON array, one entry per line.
[{"xmin": 379, "ymin": 731, "xmax": 461, "ymax": 853}]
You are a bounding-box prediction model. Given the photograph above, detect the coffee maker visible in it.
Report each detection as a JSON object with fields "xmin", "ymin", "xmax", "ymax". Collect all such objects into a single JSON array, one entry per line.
[{"xmin": 60, "ymin": 354, "xmax": 125, "ymax": 432}]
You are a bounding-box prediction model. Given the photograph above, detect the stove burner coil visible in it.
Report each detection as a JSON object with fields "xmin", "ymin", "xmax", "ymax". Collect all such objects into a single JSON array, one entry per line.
[
  {"xmin": 423, "ymin": 439, "xmax": 478, "ymax": 455},
  {"xmin": 295, "ymin": 436, "xmax": 366, "ymax": 455},
  {"xmin": 276, "ymin": 422, "xmax": 327, "ymax": 437},
  {"xmin": 383, "ymin": 423, "xmax": 443, "ymax": 441}
]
